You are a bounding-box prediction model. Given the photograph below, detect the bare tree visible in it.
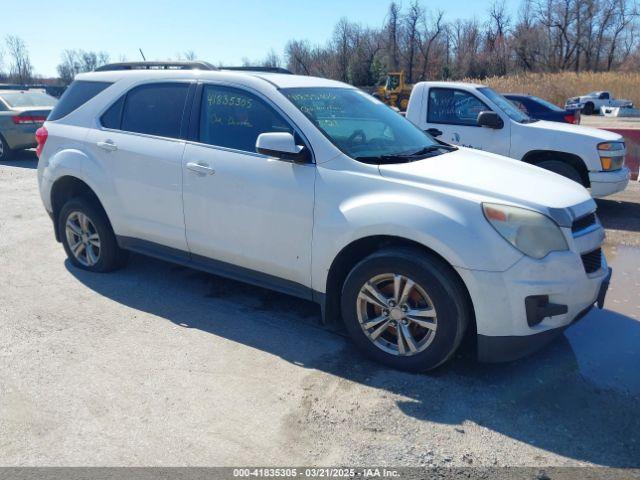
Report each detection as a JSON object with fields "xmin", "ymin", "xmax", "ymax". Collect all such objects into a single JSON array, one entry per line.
[
  {"xmin": 262, "ymin": 49, "xmax": 282, "ymax": 68},
  {"xmin": 485, "ymin": 1, "xmax": 511, "ymax": 75},
  {"xmin": 386, "ymin": 2, "xmax": 402, "ymax": 71},
  {"xmin": 285, "ymin": 40, "xmax": 313, "ymax": 75},
  {"xmin": 419, "ymin": 10, "xmax": 445, "ymax": 80},
  {"xmin": 400, "ymin": 1, "xmax": 423, "ymax": 83},
  {"xmin": 5, "ymin": 35, "xmax": 33, "ymax": 84},
  {"xmin": 57, "ymin": 49, "xmax": 110, "ymax": 85}
]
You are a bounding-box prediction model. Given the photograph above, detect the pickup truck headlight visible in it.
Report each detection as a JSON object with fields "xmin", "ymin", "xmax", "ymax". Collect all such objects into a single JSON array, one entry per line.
[
  {"xmin": 482, "ymin": 203, "xmax": 568, "ymax": 259},
  {"xmin": 598, "ymin": 141, "xmax": 625, "ymax": 171}
]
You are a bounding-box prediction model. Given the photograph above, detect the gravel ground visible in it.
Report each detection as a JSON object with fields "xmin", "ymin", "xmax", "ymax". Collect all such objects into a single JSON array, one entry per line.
[{"xmin": 1, "ymin": 152, "xmax": 639, "ymax": 467}]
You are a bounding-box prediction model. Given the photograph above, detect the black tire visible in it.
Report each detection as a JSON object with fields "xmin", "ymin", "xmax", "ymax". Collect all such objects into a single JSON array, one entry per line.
[
  {"xmin": 340, "ymin": 247, "xmax": 471, "ymax": 372},
  {"xmin": 396, "ymin": 93, "xmax": 410, "ymax": 112},
  {"xmin": 536, "ymin": 160, "xmax": 583, "ymax": 184},
  {"xmin": 58, "ymin": 197, "xmax": 128, "ymax": 273},
  {"xmin": 0, "ymin": 134, "xmax": 13, "ymax": 161},
  {"xmin": 583, "ymin": 102, "xmax": 595, "ymax": 115}
]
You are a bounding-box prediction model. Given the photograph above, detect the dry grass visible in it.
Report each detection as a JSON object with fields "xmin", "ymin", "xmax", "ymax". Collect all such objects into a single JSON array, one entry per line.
[{"xmin": 464, "ymin": 71, "xmax": 640, "ymax": 107}]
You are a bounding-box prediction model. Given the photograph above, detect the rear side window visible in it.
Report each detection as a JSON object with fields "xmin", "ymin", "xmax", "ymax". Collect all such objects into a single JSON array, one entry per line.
[
  {"xmin": 48, "ymin": 81, "xmax": 111, "ymax": 121},
  {"xmin": 120, "ymin": 83, "xmax": 189, "ymax": 138},
  {"xmin": 100, "ymin": 96, "xmax": 124, "ymax": 129}
]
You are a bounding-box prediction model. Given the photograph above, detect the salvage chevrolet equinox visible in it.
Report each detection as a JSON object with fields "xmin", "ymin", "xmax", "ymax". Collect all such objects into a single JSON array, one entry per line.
[{"xmin": 37, "ymin": 62, "xmax": 611, "ymax": 371}]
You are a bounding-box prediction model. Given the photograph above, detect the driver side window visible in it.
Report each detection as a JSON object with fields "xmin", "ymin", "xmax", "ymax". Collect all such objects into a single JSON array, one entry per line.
[
  {"xmin": 427, "ymin": 88, "xmax": 488, "ymax": 127},
  {"xmin": 199, "ymin": 85, "xmax": 294, "ymax": 153}
]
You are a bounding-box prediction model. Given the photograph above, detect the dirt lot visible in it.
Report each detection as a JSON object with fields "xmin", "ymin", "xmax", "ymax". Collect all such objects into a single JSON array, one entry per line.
[{"xmin": 1, "ymin": 151, "xmax": 639, "ymax": 467}]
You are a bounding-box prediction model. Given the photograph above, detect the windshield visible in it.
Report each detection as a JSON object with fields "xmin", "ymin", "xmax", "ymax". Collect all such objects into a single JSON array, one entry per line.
[
  {"xmin": 479, "ymin": 87, "xmax": 533, "ymax": 123},
  {"xmin": 1, "ymin": 91, "xmax": 57, "ymax": 108},
  {"xmin": 531, "ymin": 96, "xmax": 564, "ymax": 112},
  {"xmin": 282, "ymin": 87, "xmax": 443, "ymax": 162}
]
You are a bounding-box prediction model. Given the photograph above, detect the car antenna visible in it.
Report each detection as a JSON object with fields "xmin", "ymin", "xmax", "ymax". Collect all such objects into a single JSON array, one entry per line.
[{"xmin": 139, "ymin": 49, "xmax": 147, "ymax": 61}]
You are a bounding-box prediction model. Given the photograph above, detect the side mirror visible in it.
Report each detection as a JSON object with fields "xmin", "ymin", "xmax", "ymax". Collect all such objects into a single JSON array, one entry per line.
[
  {"xmin": 477, "ymin": 111, "xmax": 504, "ymax": 129},
  {"xmin": 256, "ymin": 132, "xmax": 309, "ymax": 163}
]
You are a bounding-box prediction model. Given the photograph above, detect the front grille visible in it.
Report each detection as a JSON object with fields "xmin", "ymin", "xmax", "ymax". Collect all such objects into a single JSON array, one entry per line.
[
  {"xmin": 572, "ymin": 213, "xmax": 597, "ymax": 234},
  {"xmin": 581, "ymin": 248, "xmax": 602, "ymax": 274}
]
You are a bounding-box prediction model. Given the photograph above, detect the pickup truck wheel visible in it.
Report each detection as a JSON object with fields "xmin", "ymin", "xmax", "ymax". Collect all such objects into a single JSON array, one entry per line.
[
  {"xmin": 536, "ymin": 160, "xmax": 582, "ymax": 184},
  {"xmin": 583, "ymin": 102, "xmax": 595, "ymax": 115},
  {"xmin": 341, "ymin": 248, "xmax": 469, "ymax": 372},
  {"xmin": 59, "ymin": 197, "xmax": 128, "ymax": 273}
]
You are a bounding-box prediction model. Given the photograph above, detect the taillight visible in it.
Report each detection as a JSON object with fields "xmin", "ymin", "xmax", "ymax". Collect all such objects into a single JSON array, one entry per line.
[
  {"xmin": 12, "ymin": 115, "xmax": 47, "ymax": 125},
  {"xmin": 564, "ymin": 114, "xmax": 578, "ymax": 124},
  {"xmin": 35, "ymin": 126, "xmax": 48, "ymax": 158}
]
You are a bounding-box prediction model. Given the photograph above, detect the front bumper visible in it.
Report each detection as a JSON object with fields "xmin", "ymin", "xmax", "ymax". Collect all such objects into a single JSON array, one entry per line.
[
  {"xmin": 477, "ymin": 267, "xmax": 611, "ymax": 362},
  {"xmin": 589, "ymin": 167, "xmax": 630, "ymax": 198},
  {"xmin": 455, "ymin": 248, "xmax": 611, "ymax": 363}
]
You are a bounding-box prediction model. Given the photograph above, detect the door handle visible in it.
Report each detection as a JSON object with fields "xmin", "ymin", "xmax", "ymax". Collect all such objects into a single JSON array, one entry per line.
[
  {"xmin": 97, "ymin": 140, "xmax": 118, "ymax": 151},
  {"xmin": 425, "ymin": 128, "xmax": 443, "ymax": 138},
  {"xmin": 186, "ymin": 161, "xmax": 215, "ymax": 175}
]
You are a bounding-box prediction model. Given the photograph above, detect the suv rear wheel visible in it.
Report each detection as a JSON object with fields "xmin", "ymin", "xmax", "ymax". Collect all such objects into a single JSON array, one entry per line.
[
  {"xmin": 59, "ymin": 197, "xmax": 127, "ymax": 272},
  {"xmin": 341, "ymin": 248, "xmax": 470, "ymax": 372}
]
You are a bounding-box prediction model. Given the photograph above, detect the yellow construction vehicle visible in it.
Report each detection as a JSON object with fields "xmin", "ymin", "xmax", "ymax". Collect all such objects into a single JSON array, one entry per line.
[{"xmin": 373, "ymin": 71, "xmax": 414, "ymax": 111}]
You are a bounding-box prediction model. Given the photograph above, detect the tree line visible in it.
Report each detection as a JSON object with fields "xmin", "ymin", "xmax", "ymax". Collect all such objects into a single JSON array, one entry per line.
[
  {"xmin": 283, "ymin": 0, "xmax": 640, "ymax": 85},
  {"xmin": 1, "ymin": 0, "xmax": 638, "ymax": 87}
]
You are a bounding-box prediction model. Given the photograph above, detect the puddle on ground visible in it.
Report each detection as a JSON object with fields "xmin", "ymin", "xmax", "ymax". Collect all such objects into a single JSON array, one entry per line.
[{"xmin": 564, "ymin": 243, "xmax": 640, "ymax": 396}]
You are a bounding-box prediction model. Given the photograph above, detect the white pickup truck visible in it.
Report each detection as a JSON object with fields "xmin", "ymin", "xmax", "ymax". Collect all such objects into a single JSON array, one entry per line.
[
  {"xmin": 405, "ymin": 82, "xmax": 630, "ymax": 197},
  {"xmin": 565, "ymin": 91, "xmax": 633, "ymax": 115}
]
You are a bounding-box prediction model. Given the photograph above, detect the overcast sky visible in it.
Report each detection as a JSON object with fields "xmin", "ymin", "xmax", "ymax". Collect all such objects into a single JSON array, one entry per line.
[{"xmin": 2, "ymin": 0, "xmax": 520, "ymax": 78}]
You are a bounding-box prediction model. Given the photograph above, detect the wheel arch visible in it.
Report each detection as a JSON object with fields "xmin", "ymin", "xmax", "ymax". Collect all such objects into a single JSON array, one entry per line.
[
  {"xmin": 521, "ymin": 150, "xmax": 590, "ymax": 187},
  {"xmin": 50, "ymin": 176, "xmax": 113, "ymax": 242},
  {"xmin": 321, "ymin": 235, "xmax": 476, "ymax": 342}
]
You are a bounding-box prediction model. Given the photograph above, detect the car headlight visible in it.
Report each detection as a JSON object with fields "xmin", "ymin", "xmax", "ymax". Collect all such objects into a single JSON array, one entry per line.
[
  {"xmin": 598, "ymin": 142, "xmax": 625, "ymax": 171},
  {"xmin": 482, "ymin": 203, "xmax": 568, "ymax": 259}
]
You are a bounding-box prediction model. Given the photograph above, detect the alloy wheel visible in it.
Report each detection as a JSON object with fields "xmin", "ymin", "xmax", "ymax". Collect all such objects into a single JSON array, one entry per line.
[
  {"xmin": 356, "ymin": 273, "xmax": 438, "ymax": 356},
  {"xmin": 65, "ymin": 211, "xmax": 101, "ymax": 267}
]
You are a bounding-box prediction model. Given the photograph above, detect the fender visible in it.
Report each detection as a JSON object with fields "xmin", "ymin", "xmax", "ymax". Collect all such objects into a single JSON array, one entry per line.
[
  {"xmin": 310, "ymin": 189, "xmax": 523, "ymax": 295},
  {"xmin": 43, "ymin": 147, "xmax": 123, "ymax": 236}
]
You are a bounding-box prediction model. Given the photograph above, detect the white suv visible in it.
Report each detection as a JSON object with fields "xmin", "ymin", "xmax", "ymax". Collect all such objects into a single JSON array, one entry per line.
[{"xmin": 37, "ymin": 62, "xmax": 611, "ymax": 371}]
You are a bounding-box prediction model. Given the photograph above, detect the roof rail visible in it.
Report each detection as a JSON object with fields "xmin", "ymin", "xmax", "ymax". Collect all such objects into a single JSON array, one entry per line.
[
  {"xmin": 220, "ymin": 66, "xmax": 293, "ymax": 75},
  {"xmin": 94, "ymin": 61, "xmax": 217, "ymax": 72}
]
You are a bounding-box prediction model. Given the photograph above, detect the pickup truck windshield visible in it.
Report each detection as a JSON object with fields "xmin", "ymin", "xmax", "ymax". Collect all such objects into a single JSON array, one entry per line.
[
  {"xmin": 478, "ymin": 87, "xmax": 534, "ymax": 123},
  {"xmin": 282, "ymin": 87, "xmax": 446, "ymax": 162}
]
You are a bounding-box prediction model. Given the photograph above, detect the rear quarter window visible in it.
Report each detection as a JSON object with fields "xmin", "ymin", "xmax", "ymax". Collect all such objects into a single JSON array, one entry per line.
[
  {"xmin": 48, "ymin": 80, "xmax": 112, "ymax": 121},
  {"xmin": 120, "ymin": 83, "xmax": 189, "ymax": 138}
]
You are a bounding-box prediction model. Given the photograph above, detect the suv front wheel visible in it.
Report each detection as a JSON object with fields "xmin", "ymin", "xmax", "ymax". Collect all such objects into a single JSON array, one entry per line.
[
  {"xmin": 59, "ymin": 197, "xmax": 127, "ymax": 272},
  {"xmin": 341, "ymin": 248, "xmax": 470, "ymax": 372}
]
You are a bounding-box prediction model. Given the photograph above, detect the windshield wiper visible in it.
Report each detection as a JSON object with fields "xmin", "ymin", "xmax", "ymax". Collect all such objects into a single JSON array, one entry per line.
[
  {"xmin": 355, "ymin": 144, "xmax": 457, "ymax": 164},
  {"xmin": 403, "ymin": 144, "xmax": 457, "ymax": 156}
]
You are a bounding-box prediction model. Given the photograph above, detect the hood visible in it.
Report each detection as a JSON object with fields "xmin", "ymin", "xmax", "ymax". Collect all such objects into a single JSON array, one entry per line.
[
  {"xmin": 523, "ymin": 119, "xmax": 621, "ymax": 142},
  {"xmin": 378, "ymin": 147, "xmax": 593, "ymax": 212}
]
